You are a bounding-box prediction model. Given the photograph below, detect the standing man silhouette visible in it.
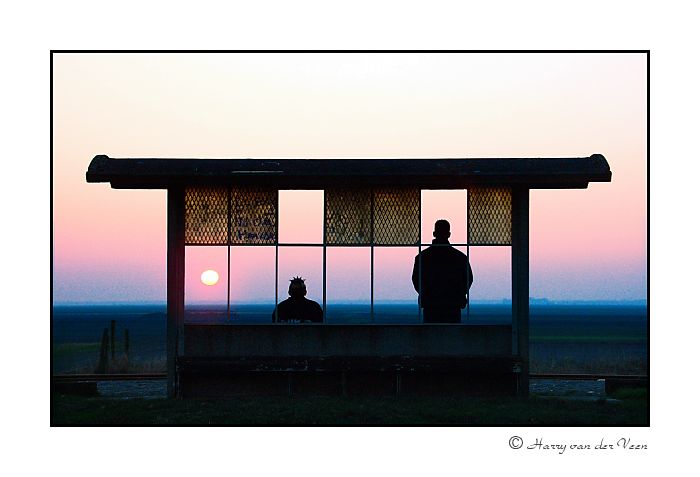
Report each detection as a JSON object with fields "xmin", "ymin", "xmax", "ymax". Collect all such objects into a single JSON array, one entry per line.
[{"xmin": 412, "ymin": 219, "xmax": 473, "ymax": 323}]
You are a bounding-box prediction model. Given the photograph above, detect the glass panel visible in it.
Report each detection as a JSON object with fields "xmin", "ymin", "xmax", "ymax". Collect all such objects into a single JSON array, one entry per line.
[
  {"xmin": 325, "ymin": 189, "xmax": 372, "ymax": 245},
  {"xmin": 373, "ymin": 188, "xmax": 420, "ymax": 245},
  {"xmin": 276, "ymin": 247, "xmax": 323, "ymax": 318},
  {"xmin": 185, "ymin": 246, "xmax": 228, "ymax": 323},
  {"xmin": 326, "ymin": 248, "xmax": 370, "ymax": 323},
  {"xmin": 468, "ymin": 187, "xmax": 512, "ymax": 245},
  {"xmin": 231, "ymin": 187, "xmax": 277, "ymax": 244},
  {"xmin": 421, "ymin": 190, "xmax": 467, "ymax": 244},
  {"xmin": 373, "ymin": 247, "xmax": 420, "ymax": 323},
  {"xmin": 185, "ymin": 187, "xmax": 228, "ymax": 245},
  {"xmin": 229, "ymin": 246, "xmax": 275, "ymax": 323},
  {"xmin": 464, "ymin": 247, "xmax": 511, "ymax": 323},
  {"xmin": 278, "ymin": 190, "xmax": 323, "ymax": 243}
]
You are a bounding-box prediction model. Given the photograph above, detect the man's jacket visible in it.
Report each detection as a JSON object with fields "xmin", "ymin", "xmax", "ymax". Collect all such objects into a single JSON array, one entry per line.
[{"xmin": 412, "ymin": 241, "xmax": 473, "ymax": 309}]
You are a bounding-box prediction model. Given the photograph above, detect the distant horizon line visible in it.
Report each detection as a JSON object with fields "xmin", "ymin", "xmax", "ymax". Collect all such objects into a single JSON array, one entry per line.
[{"xmin": 53, "ymin": 298, "xmax": 649, "ymax": 306}]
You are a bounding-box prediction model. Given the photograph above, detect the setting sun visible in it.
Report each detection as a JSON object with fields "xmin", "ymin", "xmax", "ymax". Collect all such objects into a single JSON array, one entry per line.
[{"xmin": 200, "ymin": 269, "xmax": 219, "ymax": 286}]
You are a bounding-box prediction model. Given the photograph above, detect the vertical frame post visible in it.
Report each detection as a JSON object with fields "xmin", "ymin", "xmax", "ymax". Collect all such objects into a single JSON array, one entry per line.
[
  {"xmin": 167, "ymin": 187, "xmax": 185, "ymax": 398},
  {"xmin": 511, "ymin": 187, "xmax": 529, "ymax": 397},
  {"xmin": 417, "ymin": 190, "xmax": 422, "ymax": 323},
  {"xmin": 274, "ymin": 190, "xmax": 279, "ymax": 323},
  {"xmin": 370, "ymin": 188, "xmax": 375, "ymax": 323},
  {"xmin": 370, "ymin": 246, "xmax": 374, "ymax": 322},
  {"xmin": 466, "ymin": 188, "xmax": 470, "ymax": 322},
  {"xmin": 227, "ymin": 187, "xmax": 232, "ymax": 321},
  {"xmin": 322, "ymin": 190, "xmax": 327, "ymax": 323},
  {"xmin": 274, "ymin": 247, "xmax": 279, "ymax": 322}
]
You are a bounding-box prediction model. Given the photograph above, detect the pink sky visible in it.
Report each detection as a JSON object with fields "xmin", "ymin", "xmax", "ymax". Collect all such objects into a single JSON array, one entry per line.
[{"xmin": 52, "ymin": 53, "xmax": 646, "ymax": 303}]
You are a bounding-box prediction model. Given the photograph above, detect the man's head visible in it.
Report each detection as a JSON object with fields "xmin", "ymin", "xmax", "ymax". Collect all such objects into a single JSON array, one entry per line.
[
  {"xmin": 433, "ymin": 219, "xmax": 451, "ymax": 241},
  {"xmin": 288, "ymin": 276, "xmax": 307, "ymax": 298}
]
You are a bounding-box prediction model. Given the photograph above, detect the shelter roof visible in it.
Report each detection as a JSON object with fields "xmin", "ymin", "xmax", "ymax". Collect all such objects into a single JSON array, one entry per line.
[{"xmin": 86, "ymin": 154, "xmax": 611, "ymax": 189}]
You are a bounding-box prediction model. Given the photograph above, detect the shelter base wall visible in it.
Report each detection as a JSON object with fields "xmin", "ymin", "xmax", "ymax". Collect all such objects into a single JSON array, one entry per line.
[
  {"xmin": 184, "ymin": 323, "xmax": 512, "ymax": 358},
  {"xmin": 180, "ymin": 324, "xmax": 520, "ymax": 397}
]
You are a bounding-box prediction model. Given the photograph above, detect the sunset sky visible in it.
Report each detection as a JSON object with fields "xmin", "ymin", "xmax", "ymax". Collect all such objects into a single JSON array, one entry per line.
[{"xmin": 52, "ymin": 52, "xmax": 647, "ymax": 304}]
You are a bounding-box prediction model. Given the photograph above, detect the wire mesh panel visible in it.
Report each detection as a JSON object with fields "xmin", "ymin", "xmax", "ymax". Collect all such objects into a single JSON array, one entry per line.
[
  {"xmin": 373, "ymin": 188, "xmax": 420, "ymax": 245},
  {"xmin": 231, "ymin": 187, "xmax": 277, "ymax": 244},
  {"xmin": 185, "ymin": 187, "xmax": 229, "ymax": 245},
  {"xmin": 468, "ymin": 187, "xmax": 512, "ymax": 245},
  {"xmin": 325, "ymin": 189, "xmax": 372, "ymax": 245}
]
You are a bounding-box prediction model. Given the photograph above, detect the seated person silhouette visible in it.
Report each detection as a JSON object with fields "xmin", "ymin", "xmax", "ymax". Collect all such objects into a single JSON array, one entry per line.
[
  {"xmin": 412, "ymin": 219, "xmax": 473, "ymax": 324},
  {"xmin": 272, "ymin": 276, "xmax": 323, "ymax": 323}
]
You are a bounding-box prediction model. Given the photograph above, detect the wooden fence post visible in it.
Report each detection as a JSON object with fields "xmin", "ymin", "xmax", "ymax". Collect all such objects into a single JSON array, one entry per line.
[
  {"xmin": 110, "ymin": 320, "xmax": 116, "ymax": 361},
  {"xmin": 96, "ymin": 328, "xmax": 109, "ymax": 374}
]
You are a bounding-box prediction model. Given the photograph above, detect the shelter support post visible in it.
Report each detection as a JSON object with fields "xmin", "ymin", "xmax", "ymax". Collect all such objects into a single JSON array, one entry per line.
[
  {"xmin": 167, "ymin": 187, "xmax": 186, "ymax": 398},
  {"xmin": 511, "ymin": 187, "xmax": 529, "ymax": 397}
]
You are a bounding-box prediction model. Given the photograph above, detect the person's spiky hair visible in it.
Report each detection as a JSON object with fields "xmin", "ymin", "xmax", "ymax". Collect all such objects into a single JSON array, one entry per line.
[{"xmin": 288, "ymin": 276, "xmax": 307, "ymax": 296}]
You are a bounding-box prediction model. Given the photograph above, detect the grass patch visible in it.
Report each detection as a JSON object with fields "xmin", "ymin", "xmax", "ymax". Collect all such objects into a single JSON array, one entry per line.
[
  {"xmin": 52, "ymin": 342, "xmax": 101, "ymax": 358},
  {"xmin": 58, "ymin": 356, "xmax": 167, "ymax": 375},
  {"xmin": 52, "ymin": 394, "xmax": 649, "ymax": 426},
  {"xmin": 531, "ymin": 335, "xmax": 646, "ymax": 343},
  {"xmin": 610, "ymin": 387, "xmax": 648, "ymax": 400},
  {"xmin": 530, "ymin": 356, "xmax": 647, "ymax": 375}
]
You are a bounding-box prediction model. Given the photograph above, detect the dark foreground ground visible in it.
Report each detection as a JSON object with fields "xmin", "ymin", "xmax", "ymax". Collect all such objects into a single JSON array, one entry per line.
[{"xmin": 51, "ymin": 388, "xmax": 648, "ymax": 426}]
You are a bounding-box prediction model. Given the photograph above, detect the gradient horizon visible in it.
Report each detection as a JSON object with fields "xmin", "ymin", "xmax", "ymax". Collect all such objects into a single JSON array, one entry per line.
[{"xmin": 52, "ymin": 53, "xmax": 647, "ymax": 304}]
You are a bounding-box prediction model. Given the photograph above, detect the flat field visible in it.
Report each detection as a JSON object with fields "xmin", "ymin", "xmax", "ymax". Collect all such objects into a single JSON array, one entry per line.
[{"xmin": 52, "ymin": 303, "xmax": 647, "ymax": 375}]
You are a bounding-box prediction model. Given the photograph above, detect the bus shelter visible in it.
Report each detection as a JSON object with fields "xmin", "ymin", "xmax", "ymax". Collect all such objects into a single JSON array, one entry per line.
[{"xmin": 86, "ymin": 154, "xmax": 611, "ymax": 397}]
